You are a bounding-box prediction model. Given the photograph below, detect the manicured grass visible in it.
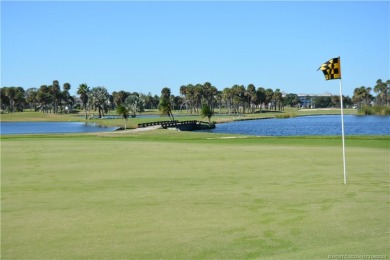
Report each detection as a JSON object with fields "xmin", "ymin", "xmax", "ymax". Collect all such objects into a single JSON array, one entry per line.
[
  {"xmin": 1, "ymin": 131, "xmax": 389, "ymax": 259},
  {"xmin": 0, "ymin": 111, "xmax": 78, "ymax": 122}
]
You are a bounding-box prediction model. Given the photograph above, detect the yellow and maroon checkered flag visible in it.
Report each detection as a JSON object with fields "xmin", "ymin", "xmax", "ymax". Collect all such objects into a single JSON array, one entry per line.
[{"xmin": 317, "ymin": 57, "xmax": 341, "ymax": 80}]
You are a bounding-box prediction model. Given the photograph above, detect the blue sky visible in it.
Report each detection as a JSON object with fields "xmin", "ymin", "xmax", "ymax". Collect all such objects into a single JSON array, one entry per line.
[{"xmin": 1, "ymin": 1, "xmax": 389, "ymax": 97}]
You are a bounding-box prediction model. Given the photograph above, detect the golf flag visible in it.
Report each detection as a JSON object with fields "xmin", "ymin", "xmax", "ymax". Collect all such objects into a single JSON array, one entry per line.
[
  {"xmin": 317, "ymin": 57, "xmax": 341, "ymax": 80},
  {"xmin": 317, "ymin": 56, "xmax": 347, "ymax": 184}
]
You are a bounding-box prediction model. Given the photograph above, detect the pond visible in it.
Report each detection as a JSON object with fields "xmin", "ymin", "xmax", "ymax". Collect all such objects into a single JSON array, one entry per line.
[
  {"xmin": 200, "ymin": 115, "xmax": 390, "ymax": 136},
  {"xmin": 0, "ymin": 122, "xmax": 118, "ymax": 135},
  {"xmin": 1, "ymin": 115, "xmax": 389, "ymax": 136}
]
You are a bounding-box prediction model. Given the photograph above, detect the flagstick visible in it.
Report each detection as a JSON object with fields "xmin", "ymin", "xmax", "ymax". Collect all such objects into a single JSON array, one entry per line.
[{"xmin": 339, "ymin": 79, "xmax": 347, "ymax": 184}]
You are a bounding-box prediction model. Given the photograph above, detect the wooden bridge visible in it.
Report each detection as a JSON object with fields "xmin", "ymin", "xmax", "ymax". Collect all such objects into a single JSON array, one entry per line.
[
  {"xmin": 138, "ymin": 120, "xmax": 215, "ymax": 131},
  {"xmin": 137, "ymin": 120, "xmax": 177, "ymax": 128}
]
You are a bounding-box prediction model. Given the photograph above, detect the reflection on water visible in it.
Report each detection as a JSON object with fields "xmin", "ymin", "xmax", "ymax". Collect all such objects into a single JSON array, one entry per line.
[{"xmin": 0, "ymin": 122, "xmax": 118, "ymax": 135}]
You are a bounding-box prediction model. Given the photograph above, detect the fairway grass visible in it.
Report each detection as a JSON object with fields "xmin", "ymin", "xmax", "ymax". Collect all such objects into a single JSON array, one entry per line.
[{"xmin": 1, "ymin": 132, "xmax": 389, "ymax": 259}]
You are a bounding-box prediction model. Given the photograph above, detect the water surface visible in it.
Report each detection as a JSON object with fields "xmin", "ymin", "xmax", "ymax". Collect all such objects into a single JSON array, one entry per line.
[
  {"xmin": 1, "ymin": 122, "xmax": 117, "ymax": 135},
  {"xmin": 201, "ymin": 115, "xmax": 390, "ymax": 136}
]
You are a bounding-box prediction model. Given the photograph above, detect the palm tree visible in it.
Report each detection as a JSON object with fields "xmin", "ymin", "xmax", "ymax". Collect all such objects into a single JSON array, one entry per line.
[
  {"xmin": 179, "ymin": 85, "xmax": 188, "ymax": 113},
  {"xmin": 273, "ymin": 89, "xmax": 283, "ymax": 111},
  {"xmin": 215, "ymin": 91, "xmax": 223, "ymax": 114},
  {"xmin": 88, "ymin": 86, "xmax": 110, "ymax": 118},
  {"xmin": 124, "ymin": 94, "xmax": 144, "ymax": 118},
  {"xmin": 158, "ymin": 87, "xmax": 174, "ymax": 121},
  {"xmin": 37, "ymin": 85, "xmax": 52, "ymax": 113},
  {"xmin": 161, "ymin": 87, "xmax": 171, "ymax": 99},
  {"xmin": 265, "ymin": 89, "xmax": 274, "ymax": 110},
  {"xmin": 185, "ymin": 84, "xmax": 196, "ymax": 114},
  {"xmin": 193, "ymin": 84, "xmax": 203, "ymax": 112},
  {"xmin": 283, "ymin": 93, "xmax": 300, "ymax": 108},
  {"xmin": 25, "ymin": 88, "xmax": 38, "ymax": 111},
  {"xmin": 374, "ymin": 79, "xmax": 389, "ymax": 106},
  {"xmin": 142, "ymin": 92, "xmax": 155, "ymax": 110},
  {"xmin": 200, "ymin": 104, "xmax": 214, "ymax": 123},
  {"xmin": 63, "ymin": 83, "xmax": 71, "ymax": 92},
  {"xmin": 246, "ymin": 84, "xmax": 256, "ymax": 113},
  {"xmin": 158, "ymin": 99, "xmax": 174, "ymax": 121},
  {"xmin": 14, "ymin": 87, "xmax": 26, "ymax": 112},
  {"xmin": 179, "ymin": 85, "xmax": 187, "ymax": 98},
  {"xmin": 353, "ymin": 86, "xmax": 373, "ymax": 108},
  {"xmin": 77, "ymin": 83, "xmax": 89, "ymax": 119},
  {"xmin": 63, "ymin": 83, "xmax": 71, "ymax": 112},
  {"xmin": 112, "ymin": 90, "xmax": 129, "ymax": 107},
  {"xmin": 231, "ymin": 85, "xmax": 245, "ymax": 114},
  {"xmin": 4, "ymin": 87, "xmax": 16, "ymax": 112},
  {"xmin": 1, "ymin": 88, "xmax": 8, "ymax": 110},
  {"xmin": 50, "ymin": 80, "xmax": 61, "ymax": 113},
  {"xmin": 222, "ymin": 87, "xmax": 233, "ymax": 114},
  {"xmin": 202, "ymin": 82, "xmax": 217, "ymax": 112},
  {"xmin": 256, "ymin": 87, "xmax": 266, "ymax": 112},
  {"xmin": 2, "ymin": 87, "xmax": 25, "ymax": 112},
  {"xmin": 116, "ymin": 104, "xmax": 129, "ymax": 129}
]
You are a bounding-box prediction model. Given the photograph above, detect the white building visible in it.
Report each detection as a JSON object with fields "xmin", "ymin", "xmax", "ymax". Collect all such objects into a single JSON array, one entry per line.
[{"xmin": 297, "ymin": 92, "xmax": 333, "ymax": 108}]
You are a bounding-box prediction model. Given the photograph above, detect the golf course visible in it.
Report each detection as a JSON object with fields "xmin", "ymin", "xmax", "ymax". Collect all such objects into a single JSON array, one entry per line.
[{"xmin": 1, "ymin": 112, "xmax": 389, "ymax": 259}]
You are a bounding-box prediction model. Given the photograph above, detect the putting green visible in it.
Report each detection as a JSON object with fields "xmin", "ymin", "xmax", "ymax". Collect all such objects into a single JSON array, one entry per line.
[{"xmin": 1, "ymin": 132, "xmax": 389, "ymax": 259}]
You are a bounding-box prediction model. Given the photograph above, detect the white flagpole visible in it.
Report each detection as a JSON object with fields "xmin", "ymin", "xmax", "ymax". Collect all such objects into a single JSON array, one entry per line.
[{"xmin": 339, "ymin": 79, "xmax": 347, "ymax": 184}]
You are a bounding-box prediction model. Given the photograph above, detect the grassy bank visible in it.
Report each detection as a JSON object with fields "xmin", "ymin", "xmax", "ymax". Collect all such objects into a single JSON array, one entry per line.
[{"xmin": 1, "ymin": 131, "xmax": 389, "ymax": 259}]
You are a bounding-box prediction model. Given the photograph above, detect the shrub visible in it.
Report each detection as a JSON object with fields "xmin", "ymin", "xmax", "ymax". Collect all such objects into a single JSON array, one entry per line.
[
  {"xmin": 358, "ymin": 106, "xmax": 390, "ymax": 115},
  {"xmin": 275, "ymin": 113, "xmax": 296, "ymax": 119}
]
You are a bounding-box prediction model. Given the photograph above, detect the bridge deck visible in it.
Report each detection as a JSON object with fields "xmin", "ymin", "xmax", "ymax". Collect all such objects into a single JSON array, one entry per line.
[{"xmin": 138, "ymin": 120, "xmax": 214, "ymax": 130}]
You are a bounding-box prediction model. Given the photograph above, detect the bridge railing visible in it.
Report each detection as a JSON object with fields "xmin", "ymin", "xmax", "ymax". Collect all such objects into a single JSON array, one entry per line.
[
  {"xmin": 137, "ymin": 120, "xmax": 178, "ymax": 128},
  {"xmin": 138, "ymin": 120, "xmax": 214, "ymax": 129}
]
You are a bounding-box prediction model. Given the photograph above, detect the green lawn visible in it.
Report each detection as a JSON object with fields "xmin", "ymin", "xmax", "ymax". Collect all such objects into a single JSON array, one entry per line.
[{"xmin": 1, "ymin": 131, "xmax": 389, "ymax": 259}]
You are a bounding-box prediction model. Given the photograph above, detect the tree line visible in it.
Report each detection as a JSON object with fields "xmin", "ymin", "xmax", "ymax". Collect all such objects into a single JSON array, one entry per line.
[
  {"xmin": 1, "ymin": 80, "xmax": 72, "ymax": 113},
  {"xmin": 352, "ymin": 79, "xmax": 390, "ymax": 108},
  {"xmin": 1, "ymin": 79, "xmax": 389, "ymax": 117}
]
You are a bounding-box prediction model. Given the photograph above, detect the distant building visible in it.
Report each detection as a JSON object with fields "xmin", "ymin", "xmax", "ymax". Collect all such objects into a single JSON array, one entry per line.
[{"xmin": 297, "ymin": 92, "xmax": 333, "ymax": 108}]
